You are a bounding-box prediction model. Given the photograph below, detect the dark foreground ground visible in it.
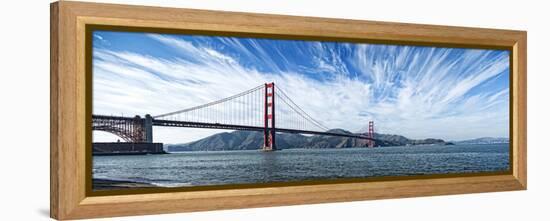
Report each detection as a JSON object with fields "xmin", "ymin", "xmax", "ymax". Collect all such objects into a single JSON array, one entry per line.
[{"xmin": 93, "ymin": 178, "xmax": 158, "ymax": 190}]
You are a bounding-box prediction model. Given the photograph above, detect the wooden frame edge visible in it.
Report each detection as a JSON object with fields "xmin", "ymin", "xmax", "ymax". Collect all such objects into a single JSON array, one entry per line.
[
  {"xmin": 514, "ymin": 31, "xmax": 527, "ymax": 189},
  {"xmin": 50, "ymin": 1, "xmax": 527, "ymax": 220},
  {"xmin": 51, "ymin": 1, "xmax": 89, "ymax": 219},
  {"xmin": 65, "ymin": 175, "xmax": 525, "ymax": 219},
  {"xmin": 50, "ymin": 2, "xmax": 60, "ymax": 219}
]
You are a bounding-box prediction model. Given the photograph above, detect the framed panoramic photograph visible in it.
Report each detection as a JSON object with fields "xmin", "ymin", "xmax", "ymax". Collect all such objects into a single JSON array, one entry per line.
[{"xmin": 50, "ymin": 1, "xmax": 527, "ymax": 220}]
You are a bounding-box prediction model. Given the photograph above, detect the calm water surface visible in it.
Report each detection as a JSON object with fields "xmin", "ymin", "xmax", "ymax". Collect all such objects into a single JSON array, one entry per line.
[{"xmin": 93, "ymin": 144, "xmax": 509, "ymax": 188}]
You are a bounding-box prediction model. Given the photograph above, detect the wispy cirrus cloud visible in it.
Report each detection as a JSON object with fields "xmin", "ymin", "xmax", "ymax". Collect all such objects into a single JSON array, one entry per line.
[{"xmin": 92, "ymin": 31, "xmax": 509, "ymax": 143}]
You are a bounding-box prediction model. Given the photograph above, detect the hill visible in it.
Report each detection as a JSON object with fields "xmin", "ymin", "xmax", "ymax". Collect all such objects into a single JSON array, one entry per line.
[
  {"xmin": 167, "ymin": 129, "xmax": 450, "ymax": 152},
  {"xmin": 453, "ymin": 137, "xmax": 509, "ymax": 145}
]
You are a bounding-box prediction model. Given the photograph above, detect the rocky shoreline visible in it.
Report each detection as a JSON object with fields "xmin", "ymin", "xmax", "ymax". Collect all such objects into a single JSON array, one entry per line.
[{"xmin": 93, "ymin": 178, "xmax": 158, "ymax": 190}]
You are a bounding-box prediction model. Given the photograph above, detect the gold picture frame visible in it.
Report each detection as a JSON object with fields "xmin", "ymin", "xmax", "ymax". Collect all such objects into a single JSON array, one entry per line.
[{"xmin": 50, "ymin": 1, "xmax": 527, "ymax": 219}]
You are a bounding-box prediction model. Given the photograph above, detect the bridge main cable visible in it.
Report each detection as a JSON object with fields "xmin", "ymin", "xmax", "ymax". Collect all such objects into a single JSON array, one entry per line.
[
  {"xmin": 274, "ymin": 85, "xmax": 330, "ymax": 132},
  {"xmin": 153, "ymin": 84, "xmax": 264, "ymax": 119}
]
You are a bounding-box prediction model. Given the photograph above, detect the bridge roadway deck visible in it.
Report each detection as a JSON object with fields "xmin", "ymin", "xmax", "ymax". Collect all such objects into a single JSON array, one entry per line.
[
  {"xmin": 153, "ymin": 119, "xmax": 377, "ymax": 141},
  {"xmin": 92, "ymin": 115, "xmax": 378, "ymax": 142}
]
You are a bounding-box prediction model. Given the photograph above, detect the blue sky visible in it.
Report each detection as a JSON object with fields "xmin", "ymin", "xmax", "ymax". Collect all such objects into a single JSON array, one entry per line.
[{"xmin": 92, "ymin": 31, "xmax": 510, "ymax": 144}]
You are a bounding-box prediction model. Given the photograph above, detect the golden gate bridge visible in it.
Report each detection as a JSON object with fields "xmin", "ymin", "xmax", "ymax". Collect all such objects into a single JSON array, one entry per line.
[{"xmin": 92, "ymin": 82, "xmax": 377, "ymax": 151}]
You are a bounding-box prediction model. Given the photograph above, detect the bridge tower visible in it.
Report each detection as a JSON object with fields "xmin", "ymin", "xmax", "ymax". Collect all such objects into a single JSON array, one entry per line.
[
  {"xmin": 263, "ymin": 82, "xmax": 276, "ymax": 151},
  {"xmin": 145, "ymin": 114, "xmax": 153, "ymax": 143},
  {"xmin": 367, "ymin": 121, "xmax": 375, "ymax": 147}
]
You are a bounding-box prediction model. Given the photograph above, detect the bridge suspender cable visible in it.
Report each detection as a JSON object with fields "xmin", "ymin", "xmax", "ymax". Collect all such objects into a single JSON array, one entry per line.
[
  {"xmin": 153, "ymin": 83, "xmax": 333, "ymax": 133},
  {"xmin": 153, "ymin": 84, "xmax": 264, "ymax": 119}
]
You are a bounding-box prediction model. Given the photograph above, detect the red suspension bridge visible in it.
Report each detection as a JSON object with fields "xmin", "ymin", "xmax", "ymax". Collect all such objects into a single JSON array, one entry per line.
[{"xmin": 93, "ymin": 82, "xmax": 376, "ymax": 151}]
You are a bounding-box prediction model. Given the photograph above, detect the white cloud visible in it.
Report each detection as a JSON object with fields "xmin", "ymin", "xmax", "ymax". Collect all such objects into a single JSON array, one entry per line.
[{"xmin": 93, "ymin": 34, "xmax": 510, "ymax": 144}]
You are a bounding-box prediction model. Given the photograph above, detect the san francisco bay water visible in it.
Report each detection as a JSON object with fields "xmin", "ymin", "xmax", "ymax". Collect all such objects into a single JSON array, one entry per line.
[{"xmin": 92, "ymin": 144, "xmax": 509, "ymax": 188}]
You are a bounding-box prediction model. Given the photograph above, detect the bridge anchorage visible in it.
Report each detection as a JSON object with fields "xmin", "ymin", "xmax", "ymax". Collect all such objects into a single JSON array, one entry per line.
[
  {"xmin": 92, "ymin": 82, "xmax": 376, "ymax": 152},
  {"xmin": 92, "ymin": 114, "xmax": 153, "ymax": 143}
]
